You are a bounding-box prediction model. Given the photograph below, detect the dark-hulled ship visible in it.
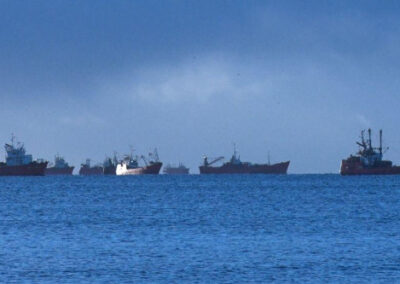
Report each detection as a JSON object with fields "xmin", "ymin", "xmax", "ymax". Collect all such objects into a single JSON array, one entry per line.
[
  {"xmin": 0, "ymin": 135, "xmax": 48, "ymax": 176},
  {"xmin": 116, "ymin": 148, "xmax": 162, "ymax": 175},
  {"xmin": 45, "ymin": 154, "xmax": 74, "ymax": 175},
  {"xmin": 199, "ymin": 145, "xmax": 289, "ymax": 174},
  {"xmin": 340, "ymin": 129, "xmax": 400, "ymax": 175},
  {"xmin": 163, "ymin": 163, "xmax": 190, "ymax": 174},
  {"xmin": 103, "ymin": 154, "xmax": 118, "ymax": 175},
  {"xmin": 79, "ymin": 159, "xmax": 103, "ymax": 176}
]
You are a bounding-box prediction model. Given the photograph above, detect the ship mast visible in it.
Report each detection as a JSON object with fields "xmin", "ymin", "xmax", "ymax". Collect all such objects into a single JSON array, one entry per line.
[
  {"xmin": 153, "ymin": 148, "xmax": 160, "ymax": 162},
  {"xmin": 113, "ymin": 151, "xmax": 118, "ymax": 164},
  {"xmin": 129, "ymin": 145, "xmax": 135, "ymax": 160},
  {"xmin": 141, "ymin": 155, "xmax": 148, "ymax": 166},
  {"xmin": 357, "ymin": 130, "xmax": 367, "ymax": 151},
  {"xmin": 368, "ymin": 128, "xmax": 372, "ymax": 150},
  {"xmin": 379, "ymin": 129, "xmax": 383, "ymax": 155}
]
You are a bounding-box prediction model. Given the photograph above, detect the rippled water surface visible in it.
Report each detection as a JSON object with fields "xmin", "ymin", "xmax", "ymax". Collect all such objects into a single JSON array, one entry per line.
[{"xmin": 1, "ymin": 175, "xmax": 400, "ymax": 283}]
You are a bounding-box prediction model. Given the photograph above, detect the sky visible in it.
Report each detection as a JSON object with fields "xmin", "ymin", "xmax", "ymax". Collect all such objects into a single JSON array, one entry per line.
[{"xmin": 0, "ymin": 0, "xmax": 400, "ymax": 173}]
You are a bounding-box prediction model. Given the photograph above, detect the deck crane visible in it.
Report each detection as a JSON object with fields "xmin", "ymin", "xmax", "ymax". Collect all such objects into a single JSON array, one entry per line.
[{"xmin": 203, "ymin": 156, "xmax": 224, "ymax": 166}]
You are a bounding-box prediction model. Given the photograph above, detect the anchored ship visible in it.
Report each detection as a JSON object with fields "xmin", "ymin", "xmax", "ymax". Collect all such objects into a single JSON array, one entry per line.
[
  {"xmin": 45, "ymin": 154, "xmax": 74, "ymax": 175},
  {"xmin": 0, "ymin": 135, "xmax": 48, "ymax": 176},
  {"xmin": 103, "ymin": 153, "xmax": 118, "ymax": 175},
  {"xmin": 163, "ymin": 163, "xmax": 190, "ymax": 174},
  {"xmin": 199, "ymin": 145, "xmax": 289, "ymax": 174},
  {"xmin": 340, "ymin": 129, "xmax": 400, "ymax": 175},
  {"xmin": 79, "ymin": 159, "xmax": 103, "ymax": 176},
  {"xmin": 116, "ymin": 148, "xmax": 162, "ymax": 175}
]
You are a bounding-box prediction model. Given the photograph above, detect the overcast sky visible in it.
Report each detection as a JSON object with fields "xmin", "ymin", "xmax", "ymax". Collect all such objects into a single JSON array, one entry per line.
[{"xmin": 1, "ymin": 0, "xmax": 400, "ymax": 173}]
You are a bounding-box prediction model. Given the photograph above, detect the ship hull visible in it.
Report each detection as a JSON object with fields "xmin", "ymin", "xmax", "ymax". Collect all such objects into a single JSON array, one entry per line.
[
  {"xmin": 79, "ymin": 167, "xmax": 104, "ymax": 176},
  {"xmin": 199, "ymin": 161, "xmax": 290, "ymax": 174},
  {"xmin": 0, "ymin": 162, "xmax": 48, "ymax": 176},
  {"xmin": 116, "ymin": 162, "xmax": 162, "ymax": 175},
  {"xmin": 341, "ymin": 160, "xmax": 400, "ymax": 175},
  {"xmin": 103, "ymin": 166, "xmax": 116, "ymax": 175},
  {"xmin": 45, "ymin": 166, "xmax": 74, "ymax": 176}
]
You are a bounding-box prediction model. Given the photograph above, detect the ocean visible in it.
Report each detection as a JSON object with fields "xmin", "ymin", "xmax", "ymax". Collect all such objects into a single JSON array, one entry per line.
[{"xmin": 1, "ymin": 175, "xmax": 400, "ymax": 283}]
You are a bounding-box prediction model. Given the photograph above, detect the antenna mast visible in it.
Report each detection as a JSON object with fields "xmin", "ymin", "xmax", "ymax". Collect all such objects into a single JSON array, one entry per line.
[
  {"xmin": 361, "ymin": 130, "xmax": 366, "ymax": 148},
  {"xmin": 129, "ymin": 145, "xmax": 135, "ymax": 158},
  {"xmin": 368, "ymin": 128, "xmax": 372, "ymax": 149},
  {"xmin": 153, "ymin": 148, "xmax": 159, "ymax": 162}
]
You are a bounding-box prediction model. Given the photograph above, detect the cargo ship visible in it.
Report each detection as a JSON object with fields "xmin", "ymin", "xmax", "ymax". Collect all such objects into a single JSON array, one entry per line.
[
  {"xmin": 103, "ymin": 154, "xmax": 118, "ymax": 175},
  {"xmin": 116, "ymin": 149, "xmax": 162, "ymax": 175},
  {"xmin": 163, "ymin": 163, "xmax": 190, "ymax": 174},
  {"xmin": 79, "ymin": 159, "xmax": 103, "ymax": 176},
  {"xmin": 45, "ymin": 154, "xmax": 74, "ymax": 175},
  {"xmin": 0, "ymin": 135, "xmax": 48, "ymax": 176},
  {"xmin": 199, "ymin": 145, "xmax": 289, "ymax": 174},
  {"xmin": 340, "ymin": 129, "xmax": 400, "ymax": 175}
]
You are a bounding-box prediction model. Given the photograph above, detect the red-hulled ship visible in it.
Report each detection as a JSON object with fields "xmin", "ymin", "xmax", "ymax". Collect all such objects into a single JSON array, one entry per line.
[
  {"xmin": 199, "ymin": 145, "xmax": 289, "ymax": 174},
  {"xmin": 45, "ymin": 154, "xmax": 74, "ymax": 175},
  {"xmin": 340, "ymin": 129, "xmax": 400, "ymax": 175},
  {"xmin": 0, "ymin": 135, "xmax": 48, "ymax": 176},
  {"xmin": 116, "ymin": 148, "xmax": 162, "ymax": 175},
  {"xmin": 79, "ymin": 159, "xmax": 104, "ymax": 176}
]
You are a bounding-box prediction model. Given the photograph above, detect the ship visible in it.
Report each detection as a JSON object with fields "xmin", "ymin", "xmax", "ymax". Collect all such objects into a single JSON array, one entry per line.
[
  {"xmin": 116, "ymin": 148, "xmax": 162, "ymax": 175},
  {"xmin": 340, "ymin": 129, "xmax": 400, "ymax": 175},
  {"xmin": 103, "ymin": 153, "xmax": 118, "ymax": 175},
  {"xmin": 199, "ymin": 145, "xmax": 289, "ymax": 174},
  {"xmin": 45, "ymin": 154, "xmax": 74, "ymax": 175},
  {"xmin": 0, "ymin": 135, "xmax": 48, "ymax": 176},
  {"xmin": 163, "ymin": 163, "xmax": 190, "ymax": 174},
  {"xmin": 79, "ymin": 159, "xmax": 103, "ymax": 176}
]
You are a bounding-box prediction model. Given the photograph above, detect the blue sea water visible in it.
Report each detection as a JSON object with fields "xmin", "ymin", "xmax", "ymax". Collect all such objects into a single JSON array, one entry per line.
[{"xmin": 1, "ymin": 174, "xmax": 400, "ymax": 283}]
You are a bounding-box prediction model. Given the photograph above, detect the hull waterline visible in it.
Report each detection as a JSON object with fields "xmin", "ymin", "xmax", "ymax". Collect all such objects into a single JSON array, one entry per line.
[
  {"xmin": 0, "ymin": 162, "xmax": 48, "ymax": 176},
  {"xmin": 117, "ymin": 162, "xmax": 162, "ymax": 175},
  {"xmin": 340, "ymin": 160, "xmax": 400, "ymax": 175},
  {"xmin": 45, "ymin": 166, "xmax": 74, "ymax": 176},
  {"xmin": 79, "ymin": 167, "xmax": 104, "ymax": 176},
  {"xmin": 199, "ymin": 161, "xmax": 290, "ymax": 174}
]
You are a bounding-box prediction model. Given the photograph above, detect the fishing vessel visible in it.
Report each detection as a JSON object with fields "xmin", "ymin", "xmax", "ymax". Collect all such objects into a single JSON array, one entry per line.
[
  {"xmin": 340, "ymin": 129, "xmax": 400, "ymax": 175},
  {"xmin": 79, "ymin": 159, "xmax": 103, "ymax": 176},
  {"xmin": 103, "ymin": 154, "xmax": 118, "ymax": 175},
  {"xmin": 0, "ymin": 135, "xmax": 47, "ymax": 176},
  {"xmin": 45, "ymin": 154, "xmax": 74, "ymax": 175},
  {"xmin": 163, "ymin": 163, "xmax": 190, "ymax": 174},
  {"xmin": 199, "ymin": 145, "xmax": 289, "ymax": 174},
  {"xmin": 116, "ymin": 149, "xmax": 162, "ymax": 175}
]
